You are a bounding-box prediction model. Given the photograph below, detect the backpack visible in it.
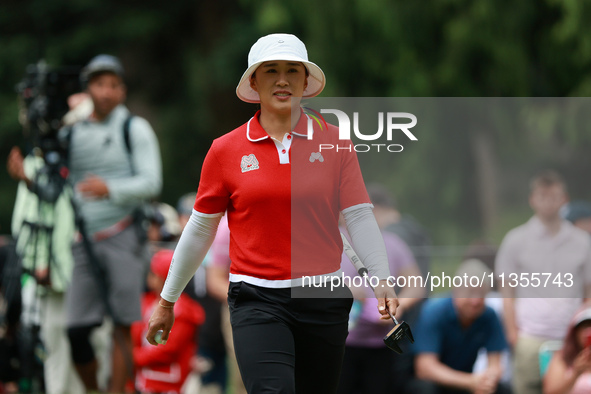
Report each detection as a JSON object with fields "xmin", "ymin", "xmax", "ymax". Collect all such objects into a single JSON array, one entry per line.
[
  {"xmin": 63, "ymin": 115, "xmax": 134, "ymax": 169},
  {"xmin": 62, "ymin": 115, "xmax": 149, "ymax": 243}
]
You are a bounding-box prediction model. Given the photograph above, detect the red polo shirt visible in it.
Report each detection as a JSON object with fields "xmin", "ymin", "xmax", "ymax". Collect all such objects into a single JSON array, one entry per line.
[{"xmin": 194, "ymin": 110, "xmax": 370, "ymax": 287}]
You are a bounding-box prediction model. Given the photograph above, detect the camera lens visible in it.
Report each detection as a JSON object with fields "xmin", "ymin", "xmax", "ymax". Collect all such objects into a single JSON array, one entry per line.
[{"xmin": 45, "ymin": 151, "xmax": 60, "ymax": 165}]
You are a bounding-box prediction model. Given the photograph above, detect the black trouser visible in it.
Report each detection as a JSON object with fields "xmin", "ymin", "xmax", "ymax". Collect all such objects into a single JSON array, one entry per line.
[
  {"xmin": 228, "ymin": 281, "xmax": 353, "ymax": 394},
  {"xmin": 337, "ymin": 346, "xmax": 396, "ymax": 394}
]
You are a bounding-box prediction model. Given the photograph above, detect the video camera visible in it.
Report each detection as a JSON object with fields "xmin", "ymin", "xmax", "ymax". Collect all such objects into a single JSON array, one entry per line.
[
  {"xmin": 16, "ymin": 60, "xmax": 81, "ymax": 157},
  {"xmin": 15, "ymin": 61, "xmax": 81, "ymax": 203}
]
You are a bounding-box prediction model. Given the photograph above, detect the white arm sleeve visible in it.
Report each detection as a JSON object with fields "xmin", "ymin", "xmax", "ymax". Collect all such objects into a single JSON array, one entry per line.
[
  {"xmin": 160, "ymin": 210, "xmax": 223, "ymax": 302},
  {"xmin": 343, "ymin": 206, "xmax": 391, "ymax": 280}
]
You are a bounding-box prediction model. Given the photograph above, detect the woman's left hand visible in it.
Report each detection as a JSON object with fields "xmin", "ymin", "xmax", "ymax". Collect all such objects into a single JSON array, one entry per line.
[{"xmin": 374, "ymin": 279, "xmax": 399, "ymax": 320}]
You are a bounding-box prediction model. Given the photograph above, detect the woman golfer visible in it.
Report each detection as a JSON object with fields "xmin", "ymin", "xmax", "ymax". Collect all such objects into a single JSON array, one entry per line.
[{"xmin": 147, "ymin": 33, "xmax": 398, "ymax": 393}]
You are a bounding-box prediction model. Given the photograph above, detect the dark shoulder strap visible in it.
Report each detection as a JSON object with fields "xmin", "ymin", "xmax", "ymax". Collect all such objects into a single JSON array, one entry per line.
[
  {"xmin": 122, "ymin": 115, "xmax": 135, "ymax": 174},
  {"xmin": 63, "ymin": 116, "xmax": 134, "ymax": 170},
  {"xmin": 123, "ymin": 115, "xmax": 134, "ymax": 155},
  {"xmin": 62, "ymin": 124, "xmax": 75, "ymax": 168}
]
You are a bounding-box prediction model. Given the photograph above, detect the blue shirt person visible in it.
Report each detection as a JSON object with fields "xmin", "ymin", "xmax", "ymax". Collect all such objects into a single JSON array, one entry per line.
[{"xmin": 408, "ymin": 259, "xmax": 510, "ymax": 394}]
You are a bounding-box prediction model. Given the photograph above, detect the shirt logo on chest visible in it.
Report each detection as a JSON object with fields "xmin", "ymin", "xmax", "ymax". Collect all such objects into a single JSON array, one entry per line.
[
  {"xmin": 309, "ymin": 152, "xmax": 324, "ymax": 163},
  {"xmin": 241, "ymin": 154, "xmax": 260, "ymax": 173}
]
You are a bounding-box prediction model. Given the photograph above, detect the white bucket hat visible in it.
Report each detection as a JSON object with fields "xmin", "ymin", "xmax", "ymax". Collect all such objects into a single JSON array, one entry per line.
[{"xmin": 236, "ymin": 33, "xmax": 326, "ymax": 103}]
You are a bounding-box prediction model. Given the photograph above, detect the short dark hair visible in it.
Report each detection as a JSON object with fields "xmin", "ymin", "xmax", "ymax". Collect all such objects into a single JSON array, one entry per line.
[
  {"xmin": 462, "ymin": 240, "xmax": 497, "ymax": 272},
  {"xmin": 529, "ymin": 170, "xmax": 567, "ymax": 193},
  {"xmin": 366, "ymin": 183, "xmax": 397, "ymax": 209}
]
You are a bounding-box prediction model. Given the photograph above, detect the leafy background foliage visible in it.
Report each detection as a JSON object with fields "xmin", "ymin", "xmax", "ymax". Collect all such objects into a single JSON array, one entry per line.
[{"xmin": 1, "ymin": 0, "xmax": 590, "ymax": 248}]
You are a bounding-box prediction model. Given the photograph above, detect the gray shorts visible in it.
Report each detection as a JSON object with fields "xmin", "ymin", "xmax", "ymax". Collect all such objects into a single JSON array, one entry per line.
[{"xmin": 66, "ymin": 225, "xmax": 149, "ymax": 327}]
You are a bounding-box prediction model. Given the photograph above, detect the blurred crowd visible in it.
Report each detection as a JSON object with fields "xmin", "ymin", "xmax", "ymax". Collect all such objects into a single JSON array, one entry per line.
[
  {"xmin": 1, "ymin": 54, "xmax": 591, "ymax": 394},
  {"xmin": 338, "ymin": 176, "xmax": 591, "ymax": 394}
]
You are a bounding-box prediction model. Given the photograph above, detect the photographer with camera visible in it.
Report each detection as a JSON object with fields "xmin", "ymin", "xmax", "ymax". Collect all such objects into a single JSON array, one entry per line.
[
  {"xmin": 7, "ymin": 92, "xmax": 92, "ymax": 393},
  {"xmin": 10, "ymin": 55, "xmax": 163, "ymax": 392},
  {"xmin": 9, "ymin": 54, "xmax": 162, "ymax": 393},
  {"xmin": 61, "ymin": 54, "xmax": 162, "ymax": 393}
]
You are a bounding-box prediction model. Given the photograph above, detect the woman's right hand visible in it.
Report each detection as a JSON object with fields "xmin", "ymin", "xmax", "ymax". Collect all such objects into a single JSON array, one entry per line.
[
  {"xmin": 572, "ymin": 347, "xmax": 591, "ymax": 376},
  {"xmin": 145, "ymin": 299, "xmax": 175, "ymax": 346}
]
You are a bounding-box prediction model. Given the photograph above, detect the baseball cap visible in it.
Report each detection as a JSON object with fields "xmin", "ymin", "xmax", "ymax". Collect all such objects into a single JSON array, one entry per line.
[
  {"xmin": 236, "ymin": 33, "xmax": 325, "ymax": 103},
  {"xmin": 561, "ymin": 201, "xmax": 591, "ymax": 223},
  {"xmin": 151, "ymin": 249, "xmax": 174, "ymax": 280},
  {"xmin": 81, "ymin": 54, "xmax": 124, "ymax": 82},
  {"xmin": 177, "ymin": 192, "xmax": 196, "ymax": 217}
]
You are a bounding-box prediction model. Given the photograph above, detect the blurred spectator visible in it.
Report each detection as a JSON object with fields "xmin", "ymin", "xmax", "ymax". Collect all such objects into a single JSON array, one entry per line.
[
  {"xmin": 146, "ymin": 202, "xmax": 182, "ymax": 249},
  {"xmin": 338, "ymin": 227, "xmax": 424, "ymax": 394},
  {"xmin": 561, "ymin": 200, "xmax": 591, "ymax": 235},
  {"xmin": 408, "ymin": 259, "xmax": 510, "ymax": 394},
  {"xmin": 178, "ymin": 192, "xmax": 228, "ymax": 394},
  {"xmin": 366, "ymin": 183, "xmax": 431, "ymax": 282},
  {"xmin": 176, "ymin": 192, "xmax": 196, "ymax": 230},
  {"xmin": 0, "ymin": 237, "xmax": 20, "ymax": 393},
  {"xmin": 543, "ymin": 303, "xmax": 591, "ymax": 394},
  {"xmin": 58, "ymin": 54, "xmax": 162, "ymax": 392},
  {"xmin": 366, "ymin": 184, "xmax": 430, "ymax": 387},
  {"xmin": 205, "ymin": 215, "xmax": 230, "ymax": 303},
  {"xmin": 205, "ymin": 214, "xmax": 247, "ymax": 394},
  {"xmin": 462, "ymin": 241, "xmax": 497, "ymax": 277},
  {"xmin": 496, "ymin": 170, "xmax": 591, "ymax": 394},
  {"xmin": 5, "ymin": 92, "xmax": 93, "ymax": 393},
  {"xmin": 132, "ymin": 249, "xmax": 205, "ymax": 394},
  {"xmin": 464, "ymin": 241, "xmax": 513, "ymax": 386}
]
